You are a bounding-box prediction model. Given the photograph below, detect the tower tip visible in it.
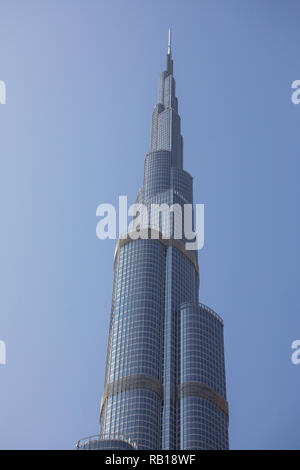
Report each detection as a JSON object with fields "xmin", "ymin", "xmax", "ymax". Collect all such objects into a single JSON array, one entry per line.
[{"xmin": 168, "ymin": 27, "xmax": 172, "ymax": 56}]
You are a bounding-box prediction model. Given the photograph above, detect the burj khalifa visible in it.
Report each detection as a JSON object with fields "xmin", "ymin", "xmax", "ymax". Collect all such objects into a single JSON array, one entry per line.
[{"xmin": 77, "ymin": 29, "xmax": 229, "ymax": 450}]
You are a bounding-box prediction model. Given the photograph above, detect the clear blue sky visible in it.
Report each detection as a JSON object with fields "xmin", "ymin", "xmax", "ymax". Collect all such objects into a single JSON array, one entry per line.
[{"xmin": 0, "ymin": 0, "xmax": 299, "ymax": 450}]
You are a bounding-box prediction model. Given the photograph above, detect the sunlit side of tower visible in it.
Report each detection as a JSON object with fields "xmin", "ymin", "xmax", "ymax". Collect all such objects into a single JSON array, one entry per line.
[{"xmin": 77, "ymin": 30, "xmax": 229, "ymax": 451}]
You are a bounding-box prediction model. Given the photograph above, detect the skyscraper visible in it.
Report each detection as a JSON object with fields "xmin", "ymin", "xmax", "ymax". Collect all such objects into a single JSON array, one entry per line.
[{"xmin": 77, "ymin": 29, "xmax": 229, "ymax": 451}]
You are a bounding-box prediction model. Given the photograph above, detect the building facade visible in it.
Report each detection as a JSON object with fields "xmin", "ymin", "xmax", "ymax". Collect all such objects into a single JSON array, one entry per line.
[{"xmin": 78, "ymin": 30, "xmax": 229, "ymax": 451}]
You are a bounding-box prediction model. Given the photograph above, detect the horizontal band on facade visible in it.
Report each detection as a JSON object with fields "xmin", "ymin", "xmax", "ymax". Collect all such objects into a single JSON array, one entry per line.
[
  {"xmin": 178, "ymin": 382, "xmax": 229, "ymax": 417},
  {"xmin": 114, "ymin": 228, "xmax": 199, "ymax": 274},
  {"xmin": 101, "ymin": 374, "xmax": 163, "ymax": 413}
]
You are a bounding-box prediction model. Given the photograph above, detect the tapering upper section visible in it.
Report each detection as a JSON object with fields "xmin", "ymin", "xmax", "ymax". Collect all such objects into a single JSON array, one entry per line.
[{"xmin": 150, "ymin": 29, "xmax": 183, "ymax": 168}]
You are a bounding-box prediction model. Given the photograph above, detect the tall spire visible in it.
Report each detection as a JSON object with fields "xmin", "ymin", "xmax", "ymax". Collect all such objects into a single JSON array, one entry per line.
[
  {"xmin": 166, "ymin": 27, "xmax": 173, "ymax": 75},
  {"xmin": 168, "ymin": 27, "xmax": 172, "ymax": 56}
]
